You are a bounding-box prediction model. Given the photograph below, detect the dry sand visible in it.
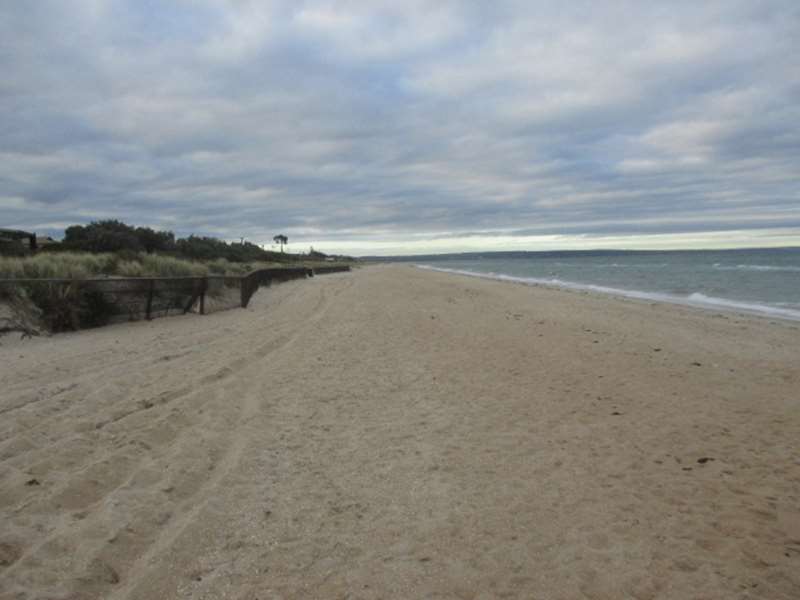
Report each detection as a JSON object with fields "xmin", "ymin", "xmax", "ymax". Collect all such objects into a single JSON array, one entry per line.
[{"xmin": 1, "ymin": 264, "xmax": 799, "ymax": 599}]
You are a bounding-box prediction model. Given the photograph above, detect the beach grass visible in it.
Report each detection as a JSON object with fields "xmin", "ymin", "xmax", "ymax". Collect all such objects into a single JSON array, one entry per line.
[
  {"xmin": 0, "ymin": 252, "xmax": 295, "ymax": 280},
  {"xmin": 0, "ymin": 252, "xmax": 118, "ymax": 280},
  {"xmin": 0, "ymin": 252, "xmax": 354, "ymax": 332}
]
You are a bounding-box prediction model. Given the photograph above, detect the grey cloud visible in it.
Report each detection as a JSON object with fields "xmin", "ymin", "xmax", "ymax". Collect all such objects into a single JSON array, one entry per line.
[{"xmin": 1, "ymin": 1, "xmax": 798, "ymax": 253}]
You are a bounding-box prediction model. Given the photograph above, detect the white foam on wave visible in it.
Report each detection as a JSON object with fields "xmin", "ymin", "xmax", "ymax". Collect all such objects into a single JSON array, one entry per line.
[
  {"xmin": 712, "ymin": 263, "xmax": 800, "ymax": 272},
  {"xmin": 417, "ymin": 265, "xmax": 800, "ymax": 322},
  {"xmin": 600, "ymin": 262, "xmax": 668, "ymax": 268}
]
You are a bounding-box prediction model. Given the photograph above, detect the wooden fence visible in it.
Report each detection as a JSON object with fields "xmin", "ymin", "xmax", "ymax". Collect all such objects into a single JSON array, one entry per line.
[
  {"xmin": 311, "ymin": 265, "xmax": 352, "ymax": 275},
  {"xmin": 0, "ymin": 265, "xmax": 350, "ymax": 331}
]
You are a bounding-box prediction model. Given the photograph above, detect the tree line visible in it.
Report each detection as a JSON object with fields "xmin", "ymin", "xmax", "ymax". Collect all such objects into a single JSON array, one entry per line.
[{"xmin": 58, "ymin": 220, "xmax": 294, "ymax": 263}]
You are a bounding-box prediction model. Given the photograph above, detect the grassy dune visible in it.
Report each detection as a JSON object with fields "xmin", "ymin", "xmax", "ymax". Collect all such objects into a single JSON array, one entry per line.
[
  {"xmin": 0, "ymin": 252, "xmax": 354, "ymax": 332},
  {"xmin": 0, "ymin": 252, "xmax": 290, "ymax": 280}
]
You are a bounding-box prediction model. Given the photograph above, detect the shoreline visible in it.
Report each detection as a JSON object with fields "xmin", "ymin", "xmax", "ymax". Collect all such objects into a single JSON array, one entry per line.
[
  {"xmin": 416, "ymin": 263, "xmax": 800, "ymax": 325},
  {"xmin": 1, "ymin": 265, "xmax": 798, "ymax": 599}
]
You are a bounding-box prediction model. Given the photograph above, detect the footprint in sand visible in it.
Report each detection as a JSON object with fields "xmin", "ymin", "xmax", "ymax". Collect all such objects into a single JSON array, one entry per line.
[{"xmin": 0, "ymin": 541, "xmax": 23, "ymax": 568}]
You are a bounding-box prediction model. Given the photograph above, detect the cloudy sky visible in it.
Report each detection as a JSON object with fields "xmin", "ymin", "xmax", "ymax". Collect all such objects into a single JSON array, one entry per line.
[{"xmin": 1, "ymin": 1, "xmax": 799, "ymax": 255}]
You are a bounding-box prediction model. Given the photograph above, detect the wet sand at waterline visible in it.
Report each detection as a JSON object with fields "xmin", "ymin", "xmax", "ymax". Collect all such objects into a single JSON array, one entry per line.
[{"xmin": 1, "ymin": 265, "xmax": 798, "ymax": 599}]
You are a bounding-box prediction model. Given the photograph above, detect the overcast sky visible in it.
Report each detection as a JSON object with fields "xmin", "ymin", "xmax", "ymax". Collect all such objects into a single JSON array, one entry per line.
[{"xmin": 1, "ymin": 1, "xmax": 798, "ymax": 255}]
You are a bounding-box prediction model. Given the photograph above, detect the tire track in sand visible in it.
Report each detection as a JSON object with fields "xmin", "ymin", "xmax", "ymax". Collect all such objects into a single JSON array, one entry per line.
[
  {"xmin": 0, "ymin": 279, "xmax": 346, "ymax": 599},
  {"xmin": 106, "ymin": 277, "xmax": 348, "ymax": 600}
]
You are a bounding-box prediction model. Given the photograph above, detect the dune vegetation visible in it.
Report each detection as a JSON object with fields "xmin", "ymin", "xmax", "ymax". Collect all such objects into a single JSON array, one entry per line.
[
  {"xmin": 0, "ymin": 221, "xmax": 354, "ymax": 333},
  {"xmin": 1, "ymin": 220, "xmax": 353, "ymax": 281},
  {"xmin": 0, "ymin": 252, "xmax": 291, "ymax": 280}
]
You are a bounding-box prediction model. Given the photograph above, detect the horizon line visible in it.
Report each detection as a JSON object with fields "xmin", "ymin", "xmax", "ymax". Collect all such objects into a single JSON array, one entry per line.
[{"xmin": 356, "ymin": 245, "xmax": 800, "ymax": 259}]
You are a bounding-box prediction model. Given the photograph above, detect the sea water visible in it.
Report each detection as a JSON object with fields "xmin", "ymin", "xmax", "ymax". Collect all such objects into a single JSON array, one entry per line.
[{"xmin": 419, "ymin": 248, "xmax": 800, "ymax": 321}]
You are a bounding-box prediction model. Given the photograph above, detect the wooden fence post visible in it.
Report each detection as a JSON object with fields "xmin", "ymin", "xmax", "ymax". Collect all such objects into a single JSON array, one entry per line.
[
  {"xmin": 68, "ymin": 280, "xmax": 81, "ymax": 331},
  {"xmin": 199, "ymin": 278, "xmax": 207, "ymax": 315},
  {"xmin": 241, "ymin": 274, "xmax": 255, "ymax": 308},
  {"xmin": 145, "ymin": 279, "xmax": 155, "ymax": 320}
]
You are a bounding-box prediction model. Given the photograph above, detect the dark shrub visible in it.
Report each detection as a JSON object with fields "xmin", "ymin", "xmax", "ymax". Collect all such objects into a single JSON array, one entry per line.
[
  {"xmin": 78, "ymin": 289, "xmax": 115, "ymax": 328},
  {"xmin": 0, "ymin": 239, "xmax": 28, "ymax": 257},
  {"xmin": 64, "ymin": 220, "xmax": 143, "ymax": 253},
  {"xmin": 22, "ymin": 281, "xmax": 115, "ymax": 331},
  {"xmin": 135, "ymin": 227, "xmax": 176, "ymax": 254}
]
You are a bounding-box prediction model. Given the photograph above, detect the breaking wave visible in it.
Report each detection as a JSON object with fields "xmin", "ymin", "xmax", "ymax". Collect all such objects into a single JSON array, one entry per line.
[
  {"xmin": 417, "ymin": 265, "xmax": 800, "ymax": 322},
  {"xmin": 712, "ymin": 263, "xmax": 800, "ymax": 272}
]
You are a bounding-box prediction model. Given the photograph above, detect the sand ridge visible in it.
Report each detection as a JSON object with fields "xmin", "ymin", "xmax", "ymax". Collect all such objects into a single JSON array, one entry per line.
[{"xmin": 1, "ymin": 265, "xmax": 798, "ymax": 599}]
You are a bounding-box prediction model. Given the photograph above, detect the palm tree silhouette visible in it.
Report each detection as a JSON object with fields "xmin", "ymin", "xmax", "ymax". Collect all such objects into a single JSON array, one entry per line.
[{"xmin": 273, "ymin": 234, "xmax": 288, "ymax": 252}]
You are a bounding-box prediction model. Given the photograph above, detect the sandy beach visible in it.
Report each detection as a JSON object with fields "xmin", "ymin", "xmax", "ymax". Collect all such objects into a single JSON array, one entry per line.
[{"xmin": 1, "ymin": 264, "xmax": 798, "ymax": 599}]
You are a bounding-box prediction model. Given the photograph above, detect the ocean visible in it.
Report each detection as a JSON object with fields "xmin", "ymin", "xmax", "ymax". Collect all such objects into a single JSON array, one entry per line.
[{"xmin": 418, "ymin": 247, "xmax": 800, "ymax": 322}]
